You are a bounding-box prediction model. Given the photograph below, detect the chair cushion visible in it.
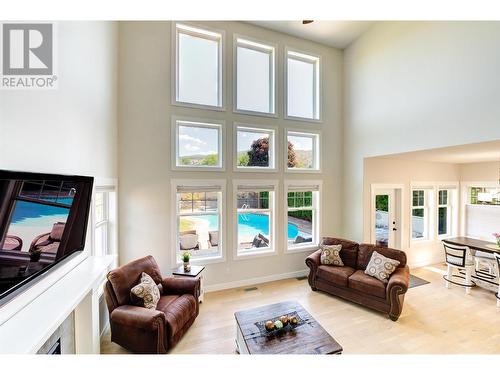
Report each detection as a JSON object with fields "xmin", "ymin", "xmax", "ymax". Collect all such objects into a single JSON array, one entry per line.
[
  {"xmin": 321, "ymin": 237, "xmax": 359, "ymax": 268},
  {"xmin": 180, "ymin": 234, "xmax": 198, "ymax": 250},
  {"xmin": 130, "ymin": 273, "xmax": 160, "ymax": 309},
  {"xmin": 320, "ymin": 244, "xmax": 344, "ymax": 266},
  {"xmin": 49, "ymin": 222, "xmax": 65, "ymax": 241},
  {"xmin": 348, "ymin": 270, "xmax": 386, "ymax": 299},
  {"xmin": 156, "ymin": 295, "xmax": 179, "ymax": 312},
  {"xmin": 364, "ymin": 251, "xmax": 400, "ymax": 282},
  {"xmin": 357, "ymin": 244, "xmax": 406, "ymax": 270},
  {"xmin": 316, "ymin": 265, "xmax": 356, "ymax": 287},
  {"xmin": 161, "ymin": 294, "xmax": 197, "ymax": 338}
]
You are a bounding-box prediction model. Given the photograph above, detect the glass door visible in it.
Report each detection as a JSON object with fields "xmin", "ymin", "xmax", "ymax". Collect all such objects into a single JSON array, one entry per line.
[{"xmin": 373, "ymin": 189, "xmax": 396, "ymax": 248}]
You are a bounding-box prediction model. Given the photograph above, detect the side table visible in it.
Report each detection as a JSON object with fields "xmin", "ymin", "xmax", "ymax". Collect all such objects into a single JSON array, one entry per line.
[{"xmin": 172, "ymin": 265, "xmax": 205, "ymax": 303}]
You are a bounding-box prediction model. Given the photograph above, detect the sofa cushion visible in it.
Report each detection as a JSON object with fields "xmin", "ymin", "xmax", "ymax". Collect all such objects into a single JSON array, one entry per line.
[
  {"xmin": 348, "ymin": 270, "xmax": 386, "ymax": 299},
  {"xmin": 321, "ymin": 237, "xmax": 359, "ymax": 268},
  {"xmin": 161, "ymin": 294, "xmax": 197, "ymax": 338},
  {"xmin": 130, "ymin": 272, "xmax": 161, "ymax": 309},
  {"xmin": 317, "ymin": 265, "xmax": 356, "ymax": 287},
  {"xmin": 364, "ymin": 251, "xmax": 400, "ymax": 282},
  {"xmin": 320, "ymin": 244, "xmax": 344, "ymax": 266},
  {"xmin": 357, "ymin": 244, "xmax": 407, "ymax": 270},
  {"xmin": 156, "ymin": 295, "xmax": 179, "ymax": 312}
]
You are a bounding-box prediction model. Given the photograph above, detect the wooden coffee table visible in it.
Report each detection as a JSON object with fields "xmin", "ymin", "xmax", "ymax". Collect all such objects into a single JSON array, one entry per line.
[{"xmin": 234, "ymin": 300, "xmax": 342, "ymax": 354}]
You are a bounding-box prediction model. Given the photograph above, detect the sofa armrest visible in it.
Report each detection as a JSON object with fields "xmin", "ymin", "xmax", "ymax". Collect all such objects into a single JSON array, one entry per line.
[
  {"xmin": 305, "ymin": 249, "xmax": 322, "ymax": 289},
  {"xmin": 162, "ymin": 277, "xmax": 199, "ymax": 298},
  {"xmin": 110, "ymin": 305, "xmax": 165, "ymax": 331},
  {"xmin": 386, "ymin": 265, "xmax": 410, "ymax": 321}
]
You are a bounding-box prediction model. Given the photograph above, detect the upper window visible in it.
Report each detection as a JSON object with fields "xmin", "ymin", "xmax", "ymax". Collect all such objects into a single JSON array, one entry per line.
[
  {"xmin": 173, "ymin": 181, "xmax": 225, "ymax": 262},
  {"xmin": 286, "ymin": 130, "xmax": 320, "ymax": 171},
  {"xmin": 411, "ymin": 189, "xmax": 430, "ymax": 240},
  {"xmin": 174, "ymin": 23, "xmax": 223, "ymax": 109},
  {"xmin": 235, "ymin": 125, "xmax": 276, "ymax": 171},
  {"xmin": 172, "ymin": 118, "xmax": 224, "ymax": 170},
  {"xmin": 285, "ymin": 182, "xmax": 321, "ymax": 252},
  {"xmin": 286, "ymin": 49, "xmax": 320, "ymax": 121},
  {"xmin": 234, "ymin": 181, "xmax": 276, "ymax": 257},
  {"xmin": 235, "ymin": 37, "xmax": 275, "ymax": 115},
  {"xmin": 93, "ymin": 188, "xmax": 117, "ymax": 263},
  {"xmin": 469, "ymin": 187, "xmax": 500, "ymax": 205}
]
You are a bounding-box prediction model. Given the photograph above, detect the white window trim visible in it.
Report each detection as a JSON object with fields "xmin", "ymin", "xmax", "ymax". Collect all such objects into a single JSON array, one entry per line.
[
  {"xmin": 284, "ymin": 180, "xmax": 322, "ymax": 253},
  {"xmin": 410, "ymin": 187, "xmax": 432, "ymax": 243},
  {"xmin": 233, "ymin": 179, "xmax": 278, "ymax": 260},
  {"xmin": 171, "ymin": 115, "xmax": 225, "ymax": 171},
  {"xmin": 233, "ymin": 34, "xmax": 277, "ymax": 118},
  {"xmin": 171, "ymin": 22, "xmax": 225, "ymax": 111},
  {"xmin": 284, "ymin": 47, "xmax": 322, "ymax": 123},
  {"xmin": 171, "ymin": 179, "xmax": 227, "ymax": 266},
  {"xmin": 233, "ymin": 123, "xmax": 278, "ymax": 173},
  {"xmin": 284, "ymin": 128, "xmax": 321, "ymax": 173},
  {"xmin": 437, "ymin": 188, "xmax": 452, "ymax": 239}
]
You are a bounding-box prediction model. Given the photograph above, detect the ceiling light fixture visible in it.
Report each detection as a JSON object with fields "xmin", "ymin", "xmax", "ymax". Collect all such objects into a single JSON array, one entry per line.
[{"xmin": 302, "ymin": 20, "xmax": 314, "ymax": 25}]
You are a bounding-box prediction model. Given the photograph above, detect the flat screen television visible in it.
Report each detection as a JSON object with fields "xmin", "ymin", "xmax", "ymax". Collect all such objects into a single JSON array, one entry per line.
[{"xmin": 0, "ymin": 170, "xmax": 94, "ymax": 304}]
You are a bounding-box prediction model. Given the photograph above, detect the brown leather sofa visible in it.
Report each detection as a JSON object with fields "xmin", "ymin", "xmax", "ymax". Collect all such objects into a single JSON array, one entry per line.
[
  {"xmin": 306, "ymin": 237, "xmax": 410, "ymax": 321},
  {"xmin": 104, "ymin": 255, "xmax": 200, "ymax": 353}
]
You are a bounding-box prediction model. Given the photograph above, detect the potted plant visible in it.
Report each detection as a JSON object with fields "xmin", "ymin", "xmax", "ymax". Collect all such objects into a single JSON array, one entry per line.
[
  {"xmin": 493, "ymin": 233, "xmax": 500, "ymax": 248},
  {"xmin": 182, "ymin": 251, "xmax": 191, "ymax": 272}
]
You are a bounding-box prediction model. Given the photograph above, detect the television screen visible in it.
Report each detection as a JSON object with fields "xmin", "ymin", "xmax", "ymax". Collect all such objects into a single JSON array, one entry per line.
[{"xmin": 0, "ymin": 171, "xmax": 93, "ymax": 303}]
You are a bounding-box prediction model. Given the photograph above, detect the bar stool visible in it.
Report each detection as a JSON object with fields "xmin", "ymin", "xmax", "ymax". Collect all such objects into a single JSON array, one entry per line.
[
  {"xmin": 443, "ymin": 242, "xmax": 475, "ymax": 294},
  {"xmin": 472, "ymin": 250, "xmax": 497, "ymax": 280}
]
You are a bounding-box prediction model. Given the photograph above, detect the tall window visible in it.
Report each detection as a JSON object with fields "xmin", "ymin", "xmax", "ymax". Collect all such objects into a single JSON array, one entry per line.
[
  {"xmin": 174, "ymin": 23, "xmax": 223, "ymax": 109},
  {"xmin": 286, "ymin": 130, "xmax": 320, "ymax": 171},
  {"xmin": 93, "ymin": 188, "xmax": 117, "ymax": 263},
  {"xmin": 438, "ymin": 190, "xmax": 450, "ymax": 236},
  {"xmin": 411, "ymin": 189, "xmax": 429, "ymax": 240},
  {"xmin": 172, "ymin": 118, "xmax": 224, "ymax": 170},
  {"xmin": 235, "ymin": 37, "xmax": 275, "ymax": 115},
  {"xmin": 235, "ymin": 125, "xmax": 276, "ymax": 171},
  {"xmin": 286, "ymin": 49, "xmax": 320, "ymax": 120},
  {"xmin": 285, "ymin": 182, "xmax": 321, "ymax": 251},
  {"xmin": 174, "ymin": 181, "xmax": 224, "ymax": 262},
  {"xmin": 235, "ymin": 182, "xmax": 276, "ymax": 257}
]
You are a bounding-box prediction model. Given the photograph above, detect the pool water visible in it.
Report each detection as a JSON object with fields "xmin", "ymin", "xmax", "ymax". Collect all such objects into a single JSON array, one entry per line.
[
  {"xmin": 11, "ymin": 200, "xmax": 70, "ymax": 226},
  {"xmin": 182, "ymin": 213, "xmax": 306, "ymax": 240}
]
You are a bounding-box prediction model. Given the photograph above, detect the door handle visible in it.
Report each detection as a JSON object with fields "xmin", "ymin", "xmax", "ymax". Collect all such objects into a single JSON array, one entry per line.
[{"xmin": 392, "ymin": 228, "xmax": 397, "ymax": 231}]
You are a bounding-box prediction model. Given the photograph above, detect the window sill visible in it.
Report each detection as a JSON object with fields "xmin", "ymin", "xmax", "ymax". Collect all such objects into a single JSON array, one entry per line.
[
  {"xmin": 234, "ymin": 248, "xmax": 277, "ymax": 260},
  {"xmin": 285, "ymin": 244, "xmax": 319, "ymax": 254},
  {"xmin": 175, "ymin": 255, "xmax": 226, "ymax": 266},
  {"xmin": 171, "ymin": 100, "xmax": 225, "ymax": 112}
]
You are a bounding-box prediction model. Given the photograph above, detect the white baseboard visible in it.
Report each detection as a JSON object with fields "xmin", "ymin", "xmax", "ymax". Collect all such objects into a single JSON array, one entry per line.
[{"xmin": 204, "ymin": 269, "xmax": 309, "ymax": 293}]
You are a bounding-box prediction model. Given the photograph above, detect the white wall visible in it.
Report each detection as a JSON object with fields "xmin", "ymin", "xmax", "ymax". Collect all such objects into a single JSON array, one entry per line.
[
  {"xmin": 343, "ymin": 22, "xmax": 500, "ymax": 242},
  {"xmin": 118, "ymin": 21, "xmax": 343, "ymax": 288},
  {"xmin": 0, "ymin": 21, "xmax": 118, "ymax": 181}
]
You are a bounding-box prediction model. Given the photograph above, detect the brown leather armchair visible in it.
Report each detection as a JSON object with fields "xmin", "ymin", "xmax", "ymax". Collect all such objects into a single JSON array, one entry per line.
[{"xmin": 104, "ymin": 255, "xmax": 200, "ymax": 353}]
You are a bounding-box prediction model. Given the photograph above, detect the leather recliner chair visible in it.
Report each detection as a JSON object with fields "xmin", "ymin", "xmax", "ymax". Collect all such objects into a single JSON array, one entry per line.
[
  {"xmin": 306, "ymin": 238, "xmax": 410, "ymax": 321},
  {"xmin": 104, "ymin": 255, "xmax": 200, "ymax": 353}
]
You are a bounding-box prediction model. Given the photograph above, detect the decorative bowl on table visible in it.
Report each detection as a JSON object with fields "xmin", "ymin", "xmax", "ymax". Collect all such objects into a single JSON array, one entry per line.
[{"xmin": 255, "ymin": 311, "xmax": 305, "ymax": 336}]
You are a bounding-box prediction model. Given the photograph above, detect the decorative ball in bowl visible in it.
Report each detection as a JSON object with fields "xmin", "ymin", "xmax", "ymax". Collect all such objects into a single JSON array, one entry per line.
[{"xmin": 262, "ymin": 314, "xmax": 300, "ymax": 333}]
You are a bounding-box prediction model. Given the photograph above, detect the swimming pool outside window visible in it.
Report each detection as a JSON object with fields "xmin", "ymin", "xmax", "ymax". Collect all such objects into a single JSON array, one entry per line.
[
  {"xmin": 234, "ymin": 181, "xmax": 277, "ymax": 258},
  {"xmin": 285, "ymin": 182, "xmax": 321, "ymax": 252}
]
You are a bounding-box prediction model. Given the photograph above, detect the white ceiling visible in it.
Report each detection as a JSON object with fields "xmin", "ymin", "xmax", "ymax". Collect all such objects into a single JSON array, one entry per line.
[
  {"xmin": 248, "ymin": 21, "xmax": 375, "ymax": 49},
  {"xmin": 379, "ymin": 140, "xmax": 500, "ymax": 164}
]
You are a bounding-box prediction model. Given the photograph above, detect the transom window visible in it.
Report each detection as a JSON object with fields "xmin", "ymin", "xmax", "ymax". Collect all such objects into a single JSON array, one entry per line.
[
  {"xmin": 173, "ymin": 118, "xmax": 224, "ymax": 170},
  {"xmin": 286, "ymin": 183, "xmax": 321, "ymax": 251},
  {"xmin": 235, "ymin": 125, "xmax": 275, "ymax": 170},
  {"xmin": 174, "ymin": 182, "xmax": 224, "ymax": 262},
  {"xmin": 235, "ymin": 37, "xmax": 275, "ymax": 115},
  {"xmin": 286, "ymin": 130, "xmax": 320, "ymax": 171},
  {"xmin": 235, "ymin": 182, "xmax": 276, "ymax": 257},
  {"xmin": 286, "ymin": 49, "xmax": 320, "ymax": 120},
  {"xmin": 174, "ymin": 23, "xmax": 223, "ymax": 109}
]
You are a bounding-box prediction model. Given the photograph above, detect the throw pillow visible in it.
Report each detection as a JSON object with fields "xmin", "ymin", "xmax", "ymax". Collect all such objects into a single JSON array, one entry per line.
[
  {"xmin": 320, "ymin": 244, "xmax": 344, "ymax": 266},
  {"xmin": 130, "ymin": 272, "xmax": 160, "ymax": 309},
  {"xmin": 364, "ymin": 251, "xmax": 400, "ymax": 282}
]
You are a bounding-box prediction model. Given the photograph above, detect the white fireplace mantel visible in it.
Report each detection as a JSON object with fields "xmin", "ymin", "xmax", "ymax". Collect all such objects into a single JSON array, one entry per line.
[{"xmin": 0, "ymin": 255, "xmax": 113, "ymax": 354}]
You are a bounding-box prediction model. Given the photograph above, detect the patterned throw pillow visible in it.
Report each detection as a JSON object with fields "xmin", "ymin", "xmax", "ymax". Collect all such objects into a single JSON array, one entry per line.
[
  {"xmin": 130, "ymin": 272, "xmax": 160, "ymax": 309},
  {"xmin": 320, "ymin": 244, "xmax": 344, "ymax": 266},
  {"xmin": 364, "ymin": 251, "xmax": 400, "ymax": 282}
]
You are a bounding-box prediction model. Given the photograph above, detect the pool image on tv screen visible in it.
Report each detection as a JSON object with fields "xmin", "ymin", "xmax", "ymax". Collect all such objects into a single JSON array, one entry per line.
[{"xmin": 0, "ymin": 172, "xmax": 93, "ymax": 303}]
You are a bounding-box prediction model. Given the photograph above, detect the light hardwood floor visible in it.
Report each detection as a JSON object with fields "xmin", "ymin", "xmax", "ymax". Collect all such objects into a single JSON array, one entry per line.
[{"xmin": 101, "ymin": 264, "xmax": 500, "ymax": 354}]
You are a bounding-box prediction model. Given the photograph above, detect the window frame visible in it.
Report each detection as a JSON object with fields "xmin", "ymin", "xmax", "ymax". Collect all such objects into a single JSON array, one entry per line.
[
  {"xmin": 284, "ymin": 180, "xmax": 322, "ymax": 253},
  {"xmin": 171, "ymin": 116, "xmax": 225, "ymax": 171},
  {"xmin": 410, "ymin": 188, "xmax": 432, "ymax": 242},
  {"xmin": 233, "ymin": 179, "xmax": 278, "ymax": 260},
  {"xmin": 233, "ymin": 123, "xmax": 278, "ymax": 172},
  {"xmin": 91, "ymin": 184, "xmax": 118, "ymax": 267},
  {"xmin": 233, "ymin": 34, "xmax": 277, "ymax": 118},
  {"xmin": 171, "ymin": 179, "xmax": 227, "ymax": 266},
  {"xmin": 437, "ymin": 189, "xmax": 452, "ymax": 238},
  {"xmin": 172, "ymin": 22, "xmax": 225, "ymax": 111},
  {"xmin": 284, "ymin": 47, "xmax": 322, "ymax": 123},
  {"xmin": 284, "ymin": 129, "xmax": 321, "ymax": 173}
]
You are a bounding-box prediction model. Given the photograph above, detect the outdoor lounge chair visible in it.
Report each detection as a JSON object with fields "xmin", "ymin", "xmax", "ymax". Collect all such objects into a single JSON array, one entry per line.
[
  {"xmin": 29, "ymin": 222, "xmax": 65, "ymax": 255},
  {"xmin": 252, "ymin": 233, "xmax": 270, "ymax": 248},
  {"xmin": 3, "ymin": 235, "xmax": 23, "ymax": 251},
  {"xmin": 179, "ymin": 230, "xmax": 201, "ymax": 251},
  {"xmin": 208, "ymin": 231, "xmax": 219, "ymax": 248}
]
